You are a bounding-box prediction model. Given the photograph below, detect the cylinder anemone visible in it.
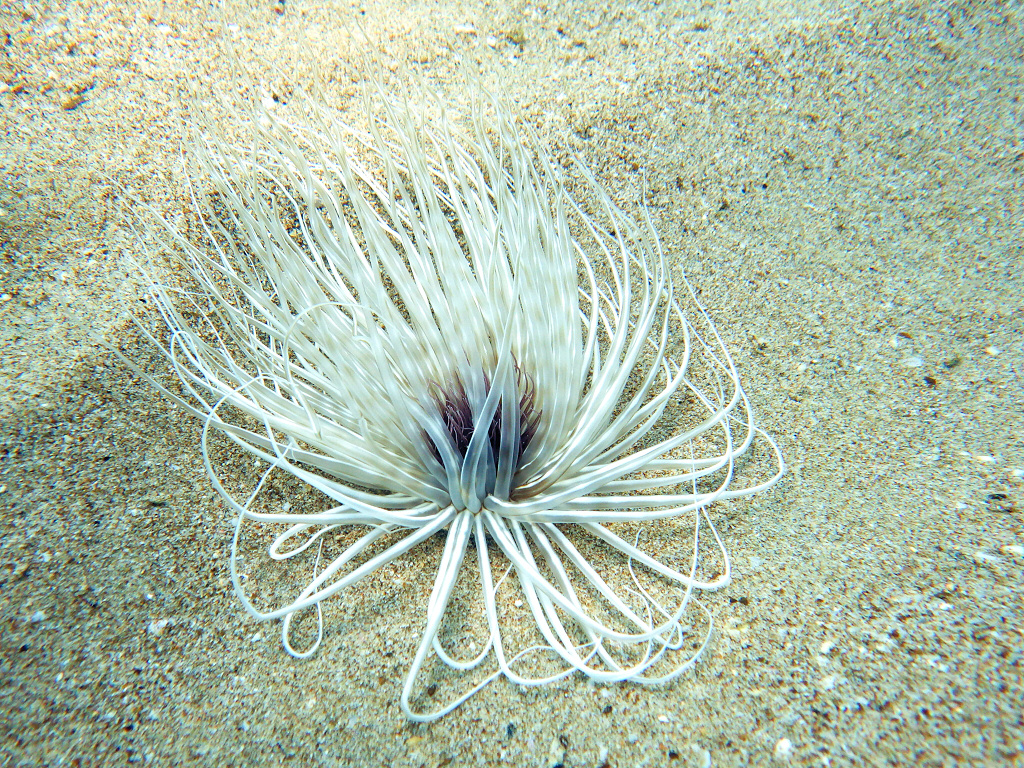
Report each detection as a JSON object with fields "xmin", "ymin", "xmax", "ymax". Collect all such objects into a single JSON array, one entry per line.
[{"xmin": 132, "ymin": 84, "xmax": 784, "ymax": 721}]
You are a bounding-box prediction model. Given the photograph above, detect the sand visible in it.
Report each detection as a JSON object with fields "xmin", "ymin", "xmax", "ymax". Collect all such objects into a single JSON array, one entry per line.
[{"xmin": 2, "ymin": 1, "xmax": 1021, "ymax": 765}]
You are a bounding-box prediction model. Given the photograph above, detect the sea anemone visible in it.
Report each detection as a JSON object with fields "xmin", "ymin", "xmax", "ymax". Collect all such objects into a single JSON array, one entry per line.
[{"xmin": 131, "ymin": 83, "xmax": 784, "ymax": 721}]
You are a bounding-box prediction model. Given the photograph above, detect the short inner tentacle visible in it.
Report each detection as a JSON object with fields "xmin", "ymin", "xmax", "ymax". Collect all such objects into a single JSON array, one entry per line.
[{"xmin": 424, "ymin": 359, "xmax": 541, "ymax": 508}]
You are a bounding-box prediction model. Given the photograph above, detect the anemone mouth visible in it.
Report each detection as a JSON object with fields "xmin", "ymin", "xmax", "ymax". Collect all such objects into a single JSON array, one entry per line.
[{"xmin": 424, "ymin": 358, "xmax": 541, "ymax": 504}]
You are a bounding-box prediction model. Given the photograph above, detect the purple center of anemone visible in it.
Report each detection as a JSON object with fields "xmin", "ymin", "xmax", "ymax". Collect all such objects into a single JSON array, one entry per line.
[{"xmin": 426, "ymin": 362, "xmax": 540, "ymax": 487}]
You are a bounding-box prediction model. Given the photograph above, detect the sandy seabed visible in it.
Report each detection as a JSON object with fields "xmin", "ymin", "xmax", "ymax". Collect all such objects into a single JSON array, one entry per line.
[{"xmin": 2, "ymin": 1, "xmax": 1022, "ymax": 766}]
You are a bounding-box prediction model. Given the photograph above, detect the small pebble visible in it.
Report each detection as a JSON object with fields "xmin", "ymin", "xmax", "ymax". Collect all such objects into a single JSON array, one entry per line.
[
  {"xmin": 902, "ymin": 356, "xmax": 924, "ymax": 368},
  {"xmin": 773, "ymin": 737, "xmax": 793, "ymax": 761},
  {"xmin": 147, "ymin": 619, "xmax": 170, "ymax": 636},
  {"xmin": 690, "ymin": 744, "xmax": 712, "ymax": 767},
  {"xmin": 29, "ymin": 610, "xmax": 45, "ymax": 624}
]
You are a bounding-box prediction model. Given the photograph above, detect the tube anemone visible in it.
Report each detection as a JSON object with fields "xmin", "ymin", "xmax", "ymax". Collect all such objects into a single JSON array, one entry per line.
[{"xmin": 132, "ymin": 84, "xmax": 784, "ymax": 721}]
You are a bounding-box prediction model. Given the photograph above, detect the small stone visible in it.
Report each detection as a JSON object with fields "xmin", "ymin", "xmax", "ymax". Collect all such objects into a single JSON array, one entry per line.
[
  {"xmin": 147, "ymin": 618, "xmax": 170, "ymax": 636},
  {"xmin": 902, "ymin": 356, "xmax": 924, "ymax": 368},
  {"xmin": 984, "ymin": 345, "xmax": 1001, "ymax": 356},
  {"xmin": 773, "ymin": 738, "xmax": 793, "ymax": 761},
  {"xmin": 62, "ymin": 93, "xmax": 85, "ymax": 110}
]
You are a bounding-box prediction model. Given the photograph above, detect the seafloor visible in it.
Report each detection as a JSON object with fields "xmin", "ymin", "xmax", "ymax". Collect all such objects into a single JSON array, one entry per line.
[{"xmin": 2, "ymin": 1, "xmax": 1021, "ymax": 766}]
